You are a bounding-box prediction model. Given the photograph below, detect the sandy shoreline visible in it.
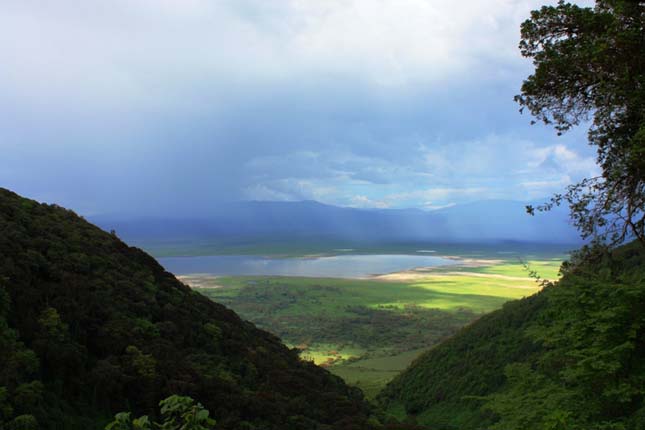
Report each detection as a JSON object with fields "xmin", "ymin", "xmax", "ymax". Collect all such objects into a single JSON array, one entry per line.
[
  {"xmin": 178, "ymin": 274, "xmax": 225, "ymax": 289},
  {"xmin": 177, "ymin": 255, "xmax": 536, "ymax": 288}
]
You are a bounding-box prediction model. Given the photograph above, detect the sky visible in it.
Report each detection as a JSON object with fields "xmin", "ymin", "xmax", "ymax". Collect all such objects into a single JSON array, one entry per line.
[{"xmin": 0, "ymin": 0, "xmax": 598, "ymax": 216}]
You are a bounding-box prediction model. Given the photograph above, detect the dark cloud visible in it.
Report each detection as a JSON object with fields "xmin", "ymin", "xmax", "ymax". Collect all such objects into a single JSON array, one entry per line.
[{"xmin": 0, "ymin": 0, "xmax": 597, "ymax": 215}]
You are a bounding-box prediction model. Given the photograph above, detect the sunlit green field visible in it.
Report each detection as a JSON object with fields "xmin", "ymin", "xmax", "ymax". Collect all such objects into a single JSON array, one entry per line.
[
  {"xmin": 191, "ymin": 255, "xmax": 564, "ymax": 399},
  {"xmin": 453, "ymin": 258, "xmax": 563, "ymax": 279}
]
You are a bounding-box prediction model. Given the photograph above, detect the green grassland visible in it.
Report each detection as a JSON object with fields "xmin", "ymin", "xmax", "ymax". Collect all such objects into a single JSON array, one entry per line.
[
  {"xmin": 452, "ymin": 258, "xmax": 563, "ymax": 280},
  {"xmin": 193, "ymin": 256, "xmax": 564, "ymax": 399},
  {"xmin": 142, "ymin": 239, "xmax": 573, "ymax": 259}
]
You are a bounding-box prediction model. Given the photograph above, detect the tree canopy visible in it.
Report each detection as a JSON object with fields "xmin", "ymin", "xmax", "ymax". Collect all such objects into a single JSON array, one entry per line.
[
  {"xmin": 105, "ymin": 395, "xmax": 216, "ymax": 430},
  {"xmin": 378, "ymin": 241, "xmax": 645, "ymax": 429},
  {"xmin": 520, "ymin": 0, "xmax": 645, "ymax": 246},
  {"xmin": 0, "ymin": 188, "xmax": 375, "ymax": 429}
]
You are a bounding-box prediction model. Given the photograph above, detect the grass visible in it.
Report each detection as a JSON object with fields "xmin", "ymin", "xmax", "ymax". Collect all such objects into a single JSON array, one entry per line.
[
  {"xmin": 332, "ymin": 349, "xmax": 429, "ymax": 399},
  {"xmin": 204, "ymin": 272, "xmax": 539, "ymax": 313},
  {"xmin": 454, "ymin": 258, "xmax": 563, "ymax": 280},
  {"xmin": 191, "ymin": 255, "xmax": 564, "ymax": 399}
]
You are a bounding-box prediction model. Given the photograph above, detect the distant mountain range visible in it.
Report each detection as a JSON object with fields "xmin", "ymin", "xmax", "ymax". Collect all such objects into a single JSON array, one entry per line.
[{"xmin": 92, "ymin": 199, "xmax": 582, "ymax": 249}]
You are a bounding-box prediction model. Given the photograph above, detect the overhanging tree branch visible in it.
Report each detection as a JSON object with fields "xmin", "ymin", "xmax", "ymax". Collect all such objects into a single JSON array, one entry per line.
[{"xmin": 520, "ymin": 0, "xmax": 645, "ymax": 247}]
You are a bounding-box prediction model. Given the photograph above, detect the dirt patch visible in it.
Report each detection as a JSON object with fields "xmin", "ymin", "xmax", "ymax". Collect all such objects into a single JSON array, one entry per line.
[
  {"xmin": 371, "ymin": 258, "xmax": 503, "ymax": 282},
  {"xmin": 440, "ymin": 257, "xmax": 505, "ymax": 267},
  {"xmin": 178, "ymin": 274, "xmax": 225, "ymax": 289}
]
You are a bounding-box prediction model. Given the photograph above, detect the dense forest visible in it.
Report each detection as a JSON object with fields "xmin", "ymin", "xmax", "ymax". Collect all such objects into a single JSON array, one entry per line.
[
  {"xmin": 0, "ymin": 188, "xmax": 378, "ymax": 430},
  {"xmin": 379, "ymin": 242, "xmax": 645, "ymax": 429}
]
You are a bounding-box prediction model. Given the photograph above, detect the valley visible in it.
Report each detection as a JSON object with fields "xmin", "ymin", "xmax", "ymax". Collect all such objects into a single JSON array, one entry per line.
[
  {"xmin": 3, "ymin": 188, "xmax": 643, "ymax": 429},
  {"xmin": 176, "ymin": 251, "xmax": 564, "ymax": 399}
]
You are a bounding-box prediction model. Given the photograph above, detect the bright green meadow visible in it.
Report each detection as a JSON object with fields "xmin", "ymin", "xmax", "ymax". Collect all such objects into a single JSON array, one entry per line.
[{"xmin": 191, "ymin": 253, "xmax": 563, "ymax": 399}]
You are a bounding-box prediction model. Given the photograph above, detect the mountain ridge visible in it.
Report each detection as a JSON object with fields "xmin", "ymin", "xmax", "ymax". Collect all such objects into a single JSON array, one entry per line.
[
  {"xmin": 0, "ymin": 187, "xmax": 377, "ymax": 430},
  {"xmin": 91, "ymin": 199, "xmax": 581, "ymax": 250}
]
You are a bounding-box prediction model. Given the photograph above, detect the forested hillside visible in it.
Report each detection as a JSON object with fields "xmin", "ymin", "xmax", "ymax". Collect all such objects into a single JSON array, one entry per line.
[
  {"xmin": 0, "ymin": 188, "xmax": 376, "ymax": 430},
  {"xmin": 378, "ymin": 243, "xmax": 645, "ymax": 429}
]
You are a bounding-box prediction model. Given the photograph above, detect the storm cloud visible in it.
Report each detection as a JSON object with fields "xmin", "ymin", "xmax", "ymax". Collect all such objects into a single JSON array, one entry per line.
[{"xmin": 0, "ymin": 0, "xmax": 597, "ymax": 216}]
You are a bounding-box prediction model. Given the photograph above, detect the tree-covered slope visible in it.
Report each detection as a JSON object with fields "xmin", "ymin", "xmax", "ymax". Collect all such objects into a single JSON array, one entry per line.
[
  {"xmin": 0, "ymin": 188, "xmax": 375, "ymax": 430},
  {"xmin": 378, "ymin": 244, "xmax": 645, "ymax": 430}
]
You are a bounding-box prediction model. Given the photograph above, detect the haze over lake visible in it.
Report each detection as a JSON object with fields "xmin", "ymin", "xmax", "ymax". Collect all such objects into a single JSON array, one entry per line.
[{"xmin": 158, "ymin": 254, "xmax": 458, "ymax": 278}]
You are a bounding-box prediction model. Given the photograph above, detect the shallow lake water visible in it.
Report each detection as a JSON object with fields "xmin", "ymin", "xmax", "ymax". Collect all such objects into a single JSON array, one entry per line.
[{"xmin": 157, "ymin": 254, "xmax": 458, "ymax": 278}]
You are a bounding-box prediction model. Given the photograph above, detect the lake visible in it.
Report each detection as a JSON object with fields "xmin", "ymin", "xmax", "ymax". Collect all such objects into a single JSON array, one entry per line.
[{"xmin": 157, "ymin": 254, "xmax": 457, "ymax": 278}]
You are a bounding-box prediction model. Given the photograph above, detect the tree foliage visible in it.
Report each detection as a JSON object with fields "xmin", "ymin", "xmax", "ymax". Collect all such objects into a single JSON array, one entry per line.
[
  {"xmin": 519, "ymin": 0, "xmax": 645, "ymax": 245},
  {"xmin": 105, "ymin": 395, "xmax": 216, "ymax": 430},
  {"xmin": 483, "ymin": 243, "xmax": 645, "ymax": 430},
  {"xmin": 378, "ymin": 243, "xmax": 645, "ymax": 429},
  {"xmin": 0, "ymin": 188, "xmax": 375, "ymax": 429}
]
